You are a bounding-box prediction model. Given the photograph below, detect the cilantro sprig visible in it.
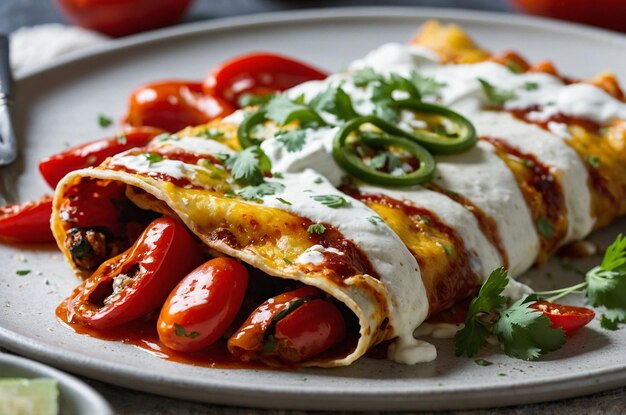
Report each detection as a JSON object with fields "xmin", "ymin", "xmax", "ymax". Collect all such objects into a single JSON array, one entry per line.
[
  {"xmin": 222, "ymin": 146, "xmax": 270, "ymax": 186},
  {"xmin": 478, "ymin": 79, "xmax": 516, "ymax": 105},
  {"xmin": 265, "ymin": 95, "xmax": 326, "ymax": 127},
  {"xmin": 455, "ymin": 268, "xmax": 566, "ymax": 360}
]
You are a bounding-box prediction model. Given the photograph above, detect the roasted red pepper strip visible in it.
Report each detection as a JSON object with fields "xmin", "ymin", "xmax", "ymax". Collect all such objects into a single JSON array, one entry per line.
[
  {"xmin": 203, "ymin": 53, "xmax": 328, "ymax": 106},
  {"xmin": 0, "ymin": 195, "xmax": 54, "ymax": 244},
  {"xmin": 39, "ymin": 126, "xmax": 164, "ymax": 188},
  {"xmin": 531, "ymin": 300, "xmax": 595, "ymax": 335},
  {"xmin": 122, "ymin": 80, "xmax": 234, "ymax": 132},
  {"xmin": 227, "ymin": 286, "xmax": 346, "ymax": 363},
  {"xmin": 66, "ymin": 217, "xmax": 204, "ymax": 329},
  {"xmin": 157, "ymin": 257, "xmax": 249, "ymax": 352}
]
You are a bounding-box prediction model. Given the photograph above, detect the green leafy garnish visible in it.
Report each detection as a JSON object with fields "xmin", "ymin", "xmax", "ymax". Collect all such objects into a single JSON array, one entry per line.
[
  {"xmin": 116, "ymin": 134, "xmax": 127, "ymax": 145},
  {"xmin": 454, "ymin": 268, "xmax": 566, "ymax": 360},
  {"xmin": 265, "ymin": 95, "xmax": 325, "ymax": 126},
  {"xmin": 478, "ymin": 79, "xmax": 516, "ymax": 105},
  {"xmin": 311, "ymin": 194, "xmax": 350, "ymax": 208},
  {"xmin": 314, "ymin": 177, "xmax": 324, "ymax": 184},
  {"xmin": 586, "ymin": 155, "xmax": 601, "ymax": 169},
  {"xmin": 410, "ymin": 71, "xmax": 446, "ymax": 97},
  {"xmin": 199, "ymin": 127, "xmax": 225, "ymax": 139},
  {"xmin": 223, "ymin": 146, "xmax": 269, "ymax": 186},
  {"xmin": 307, "ymin": 223, "xmax": 326, "ymax": 235},
  {"xmin": 523, "ymin": 82, "xmax": 540, "ymax": 91},
  {"xmin": 474, "ymin": 358, "xmax": 493, "ymax": 366},
  {"xmin": 276, "ymin": 197, "xmax": 292, "ymax": 205},
  {"xmin": 370, "ymin": 152, "xmax": 402, "ymax": 172},
  {"xmin": 174, "ymin": 323, "xmax": 200, "ymax": 339},
  {"xmin": 16, "ymin": 270, "xmax": 31, "ymax": 276},
  {"xmin": 537, "ymin": 217, "xmax": 555, "ymax": 239},
  {"xmin": 352, "ymin": 67, "xmax": 383, "ymax": 87},
  {"xmin": 367, "ymin": 216, "xmax": 384, "ymax": 225},
  {"xmin": 275, "ymin": 130, "xmax": 307, "ymax": 153},
  {"xmin": 98, "ymin": 114, "xmax": 113, "ymax": 128},
  {"xmin": 238, "ymin": 182, "xmax": 285, "ymax": 201},
  {"xmin": 238, "ymin": 93, "xmax": 275, "ymax": 108},
  {"xmin": 310, "ymin": 86, "xmax": 358, "ymax": 121},
  {"xmin": 584, "ymin": 234, "xmax": 626, "ymax": 328},
  {"xmin": 143, "ymin": 153, "xmax": 163, "ymax": 165}
]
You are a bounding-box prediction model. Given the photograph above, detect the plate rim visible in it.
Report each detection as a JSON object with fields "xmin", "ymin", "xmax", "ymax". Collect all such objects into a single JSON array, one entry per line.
[{"xmin": 3, "ymin": 6, "xmax": 626, "ymax": 410}]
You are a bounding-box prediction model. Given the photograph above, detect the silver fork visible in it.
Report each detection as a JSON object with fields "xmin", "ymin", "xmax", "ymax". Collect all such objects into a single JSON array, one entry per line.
[{"xmin": 0, "ymin": 33, "xmax": 16, "ymax": 167}]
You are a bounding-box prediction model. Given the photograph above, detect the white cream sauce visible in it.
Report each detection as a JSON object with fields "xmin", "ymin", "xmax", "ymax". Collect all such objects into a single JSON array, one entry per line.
[
  {"xmin": 294, "ymin": 244, "xmax": 345, "ymax": 265},
  {"xmin": 154, "ymin": 136, "xmax": 235, "ymax": 156}
]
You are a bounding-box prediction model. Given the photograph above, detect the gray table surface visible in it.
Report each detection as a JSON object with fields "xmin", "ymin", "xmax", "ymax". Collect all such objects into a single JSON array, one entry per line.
[{"xmin": 1, "ymin": 0, "xmax": 625, "ymax": 413}]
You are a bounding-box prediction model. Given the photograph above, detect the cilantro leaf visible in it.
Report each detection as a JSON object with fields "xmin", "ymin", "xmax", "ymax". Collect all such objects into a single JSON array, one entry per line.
[
  {"xmin": 310, "ymin": 86, "xmax": 358, "ymax": 121},
  {"xmin": 276, "ymin": 197, "xmax": 292, "ymax": 205},
  {"xmin": 537, "ymin": 217, "xmax": 555, "ymax": 239},
  {"xmin": 275, "ymin": 130, "xmax": 307, "ymax": 153},
  {"xmin": 144, "ymin": 153, "xmax": 163, "ymax": 164},
  {"xmin": 410, "ymin": 71, "xmax": 445, "ymax": 97},
  {"xmin": 238, "ymin": 182, "xmax": 285, "ymax": 201},
  {"xmin": 523, "ymin": 81, "xmax": 539, "ymax": 91},
  {"xmin": 238, "ymin": 92, "xmax": 275, "ymax": 108},
  {"xmin": 265, "ymin": 95, "xmax": 324, "ymax": 126},
  {"xmin": 224, "ymin": 146, "xmax": 269, "ymax": 186},
  {"xmin": 352, "ymin": 67, "xmax": 383, "ymax": 87},
  {"xmin": 367, "ymin": 216, "xmax": 384, "ymax": 225},
  {"xmin": 454, "ymin": 267, "xmax": 510, "ymax": 357},
  {"xmin": 494, "ymin": 295, "xmax": 566, "ymax": 360},
  {"xmin": 478, "ymin": 79, "xmax": 516, "ymax": 105},
  {"xmin": 311, "ymin": 194, "xmax": 350, "ymax": 208},
  {"xmin": 307, "ymin": 223, "xmax": 326, "ymax": 235},
  {"xmin": 98, "ymin": 114, "xmax": 113, "ymax": 128},
  {"xmin": 600, "ymin": 234, "xmax": 626, "ymax": 271}
]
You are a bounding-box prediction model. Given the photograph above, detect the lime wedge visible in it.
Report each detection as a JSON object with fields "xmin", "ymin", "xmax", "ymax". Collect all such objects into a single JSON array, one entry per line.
[{"xmin": 0, "ymin": 378, "xmax": 59, "ymax": 415}]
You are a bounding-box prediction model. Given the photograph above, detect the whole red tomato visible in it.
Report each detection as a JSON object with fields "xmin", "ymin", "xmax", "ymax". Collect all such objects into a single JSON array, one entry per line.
[
  {"xmin": 511, "ymin": 0, "xmax": 626, "ymax": 33},
  {"xmin": 54, "ymin": 0, "xmax": 193, "ymax": 37}
]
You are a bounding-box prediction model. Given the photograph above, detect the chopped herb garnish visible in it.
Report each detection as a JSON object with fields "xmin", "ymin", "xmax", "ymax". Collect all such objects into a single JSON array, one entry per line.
[
  {"xmin": 174, "ymin": 323, "xmax": 200, "ymax": 338},
  {"xmin": 275, "ymin": 130, "xmax": 307, "ymax": 153},
  {"xmin": 523, "ymin": 82, "xmax": 540, "ymax": 91},
  {"xmin": 367, "ymin": 216, "xmax": 384, "ymax": 225},
  {"xmin": 307, "ymin": 223, "xmax": 326, "ymax": 235},
  {"xmin": 311, "ymin": 194, "xmax": 350, "ymax": 208},
  {"xmin": 410, "ymin": 71, "xmax": 446, "ymax": 97},
  {"xmin": 310, "ymin": 86, "xmax": 358, "ymax": 121},
  {"xmin": 98, "ymin": 114, "xmax": 113, "ymax": 128},
  {"xmin": 144, "ymin": 153, "xmax": 163, "ymax": 164},
  {"xmin": 586, "ymin": 155, "xmax": 601, "ymax": 169},
  {"xmin": 224, "ymin": 146, "xmax": 269, "ymax": 186},
  {"xmin": 155, "ymin": 133, "xmax": 171, "ymax": 142},
  {"xmin": 116, "ymin": 134, "xmax": 128, "ymax": 145},
  {"xmin": 352, "ymin": 67, "xmax": 383, "ymax": 87},
  {"xmin": 370, "ymin": 152, "xmax": 402, "ymax": 172},
  {"xmin": 537, "ymin": 217, "xmax": 554, "ymax": 239},
  {"xmin": 276, "ymin": 197, "xmax": 292, "ymax": 205},
  {"xmin": 272, "ymin": 171, "xmax": 284, "ymax": 179},
  {"xmin": 506, "ymin": 62, "xmax": 522, "ymax": 74},
  {"xmin": 474, "ymin": 358, "xmax": 494, "ymax": 366},
  {"xmin": 16, "ymin": 270, "xmax": 31, "ymax": 276},
  {"xmin": 454, "ymin": 268, "xmax": 566, "ymax": 360},
  {"xmin": 200, "ymin": 128, "xmax": 225, "ymax": 139},
  {"xmin": 314, "ymin": 177, "xmax": 324, "ymax": 184},
  {"xmin": 238, "ymin": 182, "xmax": 285, "ymax": 201},
  {"xmin": 442, "ymin": 243, "xmax": 454, "ymax": 256},
  {"xmin": 265, "ymin": 95, "xmax": 325, "ymax": 127},
  {"xmin": 238, "ymin": 93, "xmax": 275, "ymax": 108},
  {"xmin": 283, "ymin": 258, "xmax": 293, "ymax": 265},
  {"xmin": 478, "ymin": 79, "xmax": 516, "ymax": 105}
]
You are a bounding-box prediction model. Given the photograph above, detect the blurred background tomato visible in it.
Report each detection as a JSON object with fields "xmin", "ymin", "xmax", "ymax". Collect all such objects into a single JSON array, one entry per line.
[
  {"xmin": 54, "ymin": 0, "xmax": 192, "ymax": 37},
  {"xmin": 511, "ymin": 0, "xmax": 626, "ymax": 33}
]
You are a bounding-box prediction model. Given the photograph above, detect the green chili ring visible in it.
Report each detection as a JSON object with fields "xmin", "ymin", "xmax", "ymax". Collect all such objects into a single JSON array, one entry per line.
[
  {"xmin": 237, "ymin": 109, "xmax": 268, "ymax": 149},
  {"xmin": 392, "ymin": 99, "xmax": 477, "ymax": 154},
  {"xmin": 332, "ymin": 116, "xmax": 436, "ymax": 187}
]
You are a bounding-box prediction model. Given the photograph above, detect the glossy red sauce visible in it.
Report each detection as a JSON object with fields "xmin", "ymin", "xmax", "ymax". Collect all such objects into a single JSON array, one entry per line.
[{"xmin": 56, "ymin": 298, "xmax": 268, "ymax": 369}]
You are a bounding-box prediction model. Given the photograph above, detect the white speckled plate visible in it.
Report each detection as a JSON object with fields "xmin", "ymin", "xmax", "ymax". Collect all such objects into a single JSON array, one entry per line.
[
  {"xmin": 0, "ymin": 352, "xmax": 113, "ymax": 415},
  {"xmin": 0, "ymin": 7, "xmax": 625, "ymax": 411}
]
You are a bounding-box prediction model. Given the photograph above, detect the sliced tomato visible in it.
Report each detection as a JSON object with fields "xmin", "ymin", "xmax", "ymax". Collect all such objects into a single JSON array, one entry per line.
[
  {"xmin": 39, "ymin": 126, "xmax": 164, "ymax": 188},
  {"xmin": 227, "ymin": 286, "xmax": 346, "ymax": 363},
  {"xmin": 122, "ymin": 81, "xmax": 234, "ymax": 133},
  {"xmin": 66, "ymin": 217, "xmax": 204, "ymax": 329},
  {"xmin": 203, "ymin": 53, "xmax": 328, "ymax": 107},
  {"xmin": 157, "ymin": 257, "xmax": 249, "ymax": 352},
  {"xmin": 531, "ymin": 300, "xmax": 595, "ymax": 335},
  {"xmin": 54, "ymin": 0, "xmax": 192, "ymax": 37},
  {"xmin": 273, "ymin": 299, "xmax": 346, "ymax": 363},
  {"xmin": 0, "ymin": 195, "xmax": 54, "ymax": 244}
]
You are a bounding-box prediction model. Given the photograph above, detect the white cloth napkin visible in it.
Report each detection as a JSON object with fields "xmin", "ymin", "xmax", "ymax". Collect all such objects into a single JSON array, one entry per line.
[{"xmin": 10, "ymin": 24, "xmax": 108, "ymax": 76}]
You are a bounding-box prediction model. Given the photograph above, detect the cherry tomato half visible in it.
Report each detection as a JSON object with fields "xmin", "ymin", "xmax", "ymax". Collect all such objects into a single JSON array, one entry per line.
[
  {"xmin": 228, "ymin": 286, "xmax": 346, "ymax": 363},
  {"xmin": 531, "ymin": 300, "xmax": 595, "ymax": 335},
  {"xmin": 54, "ymin": 0, "xmax": 192, "ymax": 37},
  {"xmin": 274, "ymin": 299, "xmax": 346, "ymax": 363},
  {"xmin": 66, "ymin": 217, "xmax": 204, "ymax": 329},
  {"xmin": 122, "ymin": 81, "xmax": 234, "ymax": 133},
  {"xmin": 203, "ymin": 53, "xmax": 328, "ymax": 107},
  {"xmin": 157, "ymin": 257, "xmax": 249, "ymax": 352},
  {"xmin": 39, "ymin": 126, "xmax": 164, "ymax": 189},
  {"xmin": 0, "ymin": 195, "xmax": 54, "ymax": 244}
]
